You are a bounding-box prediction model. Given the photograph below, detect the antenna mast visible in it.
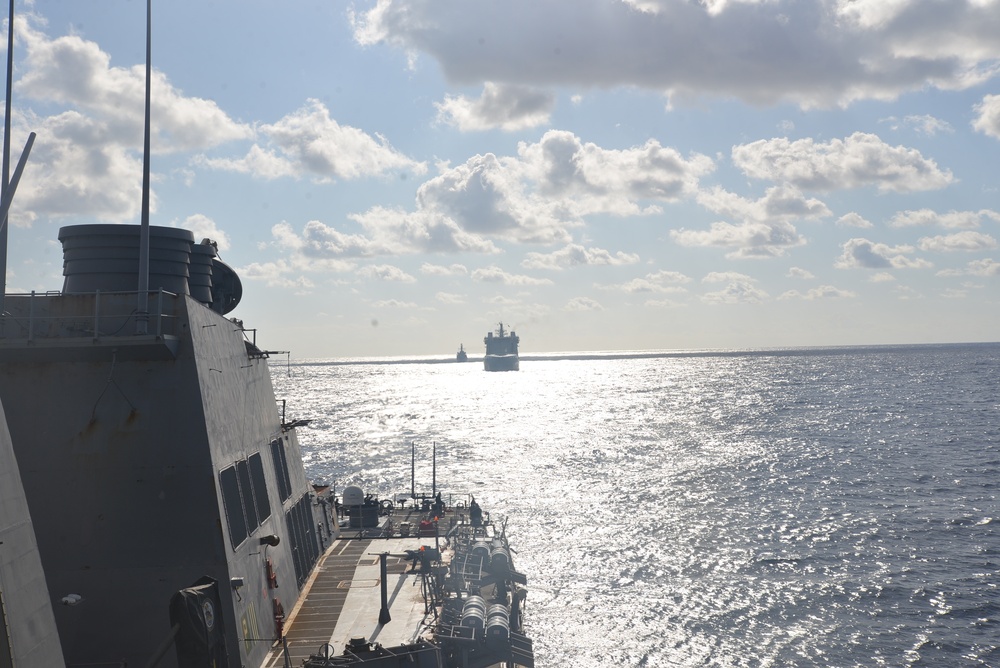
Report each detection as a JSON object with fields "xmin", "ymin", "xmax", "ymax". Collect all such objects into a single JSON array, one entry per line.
[
  {"xmin": 1, "ymin": 0, "xmax": 35, "ymax": 316},
  {"xmin": 136, "ymin": 0, "xmax": 152, "ymax": 333}
]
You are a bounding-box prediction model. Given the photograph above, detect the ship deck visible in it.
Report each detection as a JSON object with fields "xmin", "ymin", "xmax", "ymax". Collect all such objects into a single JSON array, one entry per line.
[{"xmin": 261, "ymin": 504, "xmax": 457, "ymax": 667}]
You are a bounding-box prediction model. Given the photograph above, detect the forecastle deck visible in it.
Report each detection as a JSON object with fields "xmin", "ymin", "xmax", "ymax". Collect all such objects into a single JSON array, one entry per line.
[{"xmin": 262, "ymin": 502, "xmax": 534, "ymax": 668}]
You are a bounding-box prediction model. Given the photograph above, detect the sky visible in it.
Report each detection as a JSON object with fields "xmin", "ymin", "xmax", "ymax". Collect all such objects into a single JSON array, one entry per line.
[{"xmin": 3, "ymin": 0, "xmax": 1000, "ymax": 358}]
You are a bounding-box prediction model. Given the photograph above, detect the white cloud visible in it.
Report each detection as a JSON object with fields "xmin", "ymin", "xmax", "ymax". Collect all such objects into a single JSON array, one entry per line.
[
  {"xmin": 702, "ymin": 276, "xmax": 769, "ymax": 304},
  {"xmin": 967, "ymin": 258, "xmax": 1000, "ymax": 276},
  {"xmin": 238, "ymin": 259, "xmax": 318, "ymax": 291},
  {"xmin": 918, "ymin": 231, "xmax": 998, "ymax": 252},
  {"xmin": 372, "ymin": 299, "xmax": 418, "ymax": 308},
  {"xmin": 563, "ymin": 297, "xmax": 604, "ymax": 312},
  {"xmin": 516, "ymin": 130, "xmax": 714, "ymax": 211},
  {"xmin": 195, "ymin": 144, "xmax": 296, "ymax": 180},
  {"xmin": 787, "ymin": 266, "xmax": 815, "ymax": 279},
  {"xmin": 779, "ymin": 285, "xmax": 856, "ymax": 300},
  {"xmin": 835, "ymin": 238, "xmax": 932, "ymax": 270},
  {"xmin": 703, "ymin": 271, "xmax": 756, "ymax": 284},
  {"xmin": 259, "ymin": 128, "xmax": 716, "ymax": 281},
  {"xmin": 471, "ymin": 265, "xmax": 553, "ymax": 286},
  {"xmin": 935, "ymin": 260, "xmax": 1000, "ymax": 278},
  {"xmin": 732, "ymin": 133, "xmax": 954, "ymax": 192},
  {"xmin": 882, "ymin": 114, "xmax": 955, "ymax": 136},
  {"xmin": 671, "ymin": 220, "xmax": 806, "ymax": 259},
  {"xmin": 358, "ymin": 264, "xmax": 417, "ymax": 283},
  {"xmin": 602, "ymin": 269, "xmax": 692, "ymax": 294},
  {"xmin": 174, "ymin": 214, "xmax": 231, "ymax": 251},
  {"xmin": 17, "ymin": 20, "xmax": 251, "ymax": 152},
  {"xmin": 203, "ymin": 100, "xmax": 427, "ymax": 182},
  {"xmin": 888, "ymin": 208, "xmax": 1000, "ymax": 229},
  {"xmin": 405, "ymin": 130, "xmax": 714, "ymax": 245},
  {"xmin": 434, "ymin": 291, "xmax": 466, "ymax": 304},
  {"xmin": 973, "ymin": 94, "xmax": 1000, "ymax": 139},
  {"xmin": 902, "ymin": 115, "xmax": 954, "ymax": 136},
  {"xmin": 436, "ymin": 82, "xmax": 554, "ymax": 131},
  {"xmin": 521, "ymin": 244, "xmax": 640, "ymax": 270},
  {"xmin": 349, "ymin": 207, "xmax": 502, "ymax": 254},
  {"xmin": 8, "ymin": 18, "xmax": 244, "ymax": 226},
  {"xmin": 352, "ymin": 0, "xmax": 1000, "ymax": 108},
  {"xmin": 421, "ymin": 263, "xmax": 469, "ymax": 276},
  {"xmin": 697, "ymin": 184, "xmax": 831, "ymax": 223},
  {"xmin": 835, "ymin": 212, "xmax": 874, "ymax": 228}
]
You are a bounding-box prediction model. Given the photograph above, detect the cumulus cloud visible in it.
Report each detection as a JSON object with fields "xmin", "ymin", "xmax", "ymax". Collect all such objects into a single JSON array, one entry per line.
[
  {"xmin": 238, "ymin": 259, "xmax": 318, "ymax": 291},
  {"xmin": 17, "ymin": 20, "xmax": 251, "ymax": 152},
  {"xmin": 436, "ymin": 83, "xmax": 555, "ymax": 131},
  {"xmin": 521, "ymin": 244, "xmax": 640, "ymax": 270},
  {"xmin": 787, "ymin": 266, "xmax": 815, "ymax": 279},
  {"xmin": 252, "ymin": 129, "xmax": 711, "ymax": 284},
  {"xmin": 835, "ymin": 238, "xmax": 932, "ymax": 270},
  {"xmin": 918, "ymin": 231, "xmax": 999, "ymax": 252},
  {"xmin": 779, "ymin": 285, "xmax": 857, "ymax": 300},
  {"xmin": 703, "ymin": 271, "xmax": 755, "ymax": 284},
  {"xmin": 358, "ymin": 264, "xmax": 417, "ymax": 282},
  {"xmin": 889, "ymin": 208, "xmax": 1000, "ymax": 229},
  {"xmin": 966, "ymin": 258, "xmax": 1000, "ymax": 276},
  {"xmin": 671, "ymin": 220, "xmax": 806, "ymax": 259},
  {"xmin": 563, "ymin": 297, "xmax": 604, "ymax": 312},
  {"xmin": 434, "ymin": 291, "xmax": 466, "ymax": 304},
  {"xmin": 697, "ymin": 184, "xmax": 831, "ymax": 223},
  {"xmin": 471, "ymin": 265, "xmax": 553, "ymax": 286},
  {"xmin": 602, "ymin": 269, "xmax": 692, "ymax": 294},
  {"xmin": 372, "ymin": 299, "xmax": 418, "ymax": 308},
  {"xmin": 882, "ymin": 114, "xmax": 954, "ymax": 136},
  {"xmin": 201, "ymin": 100, "xmax": 427, "ymax": 181},
  {"xmin": 514, "ymin": 130, "xmax": 714, "ymax": 214},
  {"xmin": 732, "ymin": 133, "xmax": 954, "ymax": 192},
  {"xmin": 174, "ymin": 214, "xmax": 231, "ymax": 251},
  {"xmin": 676, "ymin": 184, "xmax": 827, "ymax": 258},
  {"xmin": 421, "ymin": 263, "xmax": 469, "ymax": 276},
  {"xmin": 336, "ymin": 130, "xmax": 714, "ymax": 249},
  {"xmin": 351, "ymin": 0, "xmax": 1000, "ymax": 108},
  {"xmin": 11, "ymin": 19, "xmax": 251, "ymax": 225},
  {"xmin": 835, "ymin": 212, "xmax": 874, "ymax": 228},
  {"xmin": 973, "ymin": 95, "xmax": 1000, "ymax": 139},
  {"xmin": 701, "ymin": 275, "xmax": 769, "ymax": 304}
]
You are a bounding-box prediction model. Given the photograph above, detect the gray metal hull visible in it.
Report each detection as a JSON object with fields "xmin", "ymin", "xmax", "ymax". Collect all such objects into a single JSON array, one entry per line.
[{"xmin": 483, "ymin": 354, "xmax": 519, "ymax": 371}]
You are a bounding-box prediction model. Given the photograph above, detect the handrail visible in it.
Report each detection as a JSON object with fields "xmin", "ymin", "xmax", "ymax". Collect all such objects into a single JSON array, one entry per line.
[{"xmin": 0, "ymin": 289, "xmax": 179, "ymax": 342}]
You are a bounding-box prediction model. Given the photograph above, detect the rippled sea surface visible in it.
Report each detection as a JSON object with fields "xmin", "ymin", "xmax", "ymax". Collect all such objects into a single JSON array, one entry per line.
[{"xmin": 271, "ymin": 343, "xmax": 1000, "ymax": 667}]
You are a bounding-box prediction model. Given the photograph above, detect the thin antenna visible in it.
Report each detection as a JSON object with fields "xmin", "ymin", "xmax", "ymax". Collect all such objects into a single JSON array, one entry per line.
[
  {"xmin": 0, "ymin": 0, "xmax": 33, "ymax": 315},
  {"xmin": 1, "ymin": 0, "xmax": 14, "ymax": 314},
  {"xmin": 136, "ymin": 0, "xmax": 152, "ymax": 334}
]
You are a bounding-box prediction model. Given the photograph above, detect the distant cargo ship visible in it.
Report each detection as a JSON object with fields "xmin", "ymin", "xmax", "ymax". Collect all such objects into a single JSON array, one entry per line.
[
  {"xmin": 456, "ymin": 343, "xmax": 468, "ymax": 362},
  {"xmin": 484, "ymin": 323, "xmax": 520, "ymax": 371}
]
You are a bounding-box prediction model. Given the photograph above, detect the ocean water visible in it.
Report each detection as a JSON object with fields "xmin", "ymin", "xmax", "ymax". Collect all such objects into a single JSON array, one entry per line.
[{"xmin": 271, "ymin": 343, "xmax": 1000, "ymax": 667}]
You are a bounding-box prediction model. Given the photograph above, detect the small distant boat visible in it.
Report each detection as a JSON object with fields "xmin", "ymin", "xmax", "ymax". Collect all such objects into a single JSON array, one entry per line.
[
  {"xmin": 483, "ymin": 323, "xmax": 519, "ymax": 371},
  {"xmin": 456, "ymin": 343, "xmax": 468, "ymax": 362}
]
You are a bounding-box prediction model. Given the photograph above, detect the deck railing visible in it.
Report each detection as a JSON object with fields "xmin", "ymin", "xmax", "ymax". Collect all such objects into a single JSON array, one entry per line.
[{"xmin": 0, "ymin": 289, "xmax": 181, "ymax": 342}]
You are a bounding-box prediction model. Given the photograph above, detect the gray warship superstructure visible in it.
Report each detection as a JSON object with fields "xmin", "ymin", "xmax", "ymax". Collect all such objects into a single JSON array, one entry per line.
[
  {"xmin": 483, "ymin": 323, "xmax": 519, "ymax": 371},
  {"xmin": 0, "ymin": 225, "xmax": 332, "ymax": 667}
]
